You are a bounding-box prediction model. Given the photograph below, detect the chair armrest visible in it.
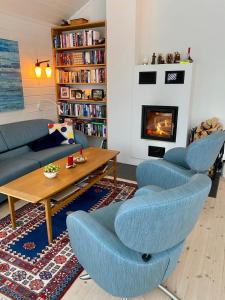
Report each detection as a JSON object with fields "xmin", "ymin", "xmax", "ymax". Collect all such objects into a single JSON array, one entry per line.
[
  {"xmin": 136, "ymin": 159, "xmax": 192, "ymax": 189},
  {"xmin": 86, "ymin": 136, "xmax": 105, "ymax": 148},
  {"xmin": 164, "ymin": 147, "xmax": 190, "ymax": 169},
  {"xmin": 66, "ymin": 210, "xmax": 172, "ymax": 297},
  {"xmin": 67, "ymin": 210, "xmax": 133, "ymax": 258}
]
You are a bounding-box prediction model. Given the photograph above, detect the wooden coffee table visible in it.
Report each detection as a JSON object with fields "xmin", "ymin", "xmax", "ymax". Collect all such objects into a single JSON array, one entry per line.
[{"xmin": 0, "ymin": 147, "xmax": 119, "ymax": 244}]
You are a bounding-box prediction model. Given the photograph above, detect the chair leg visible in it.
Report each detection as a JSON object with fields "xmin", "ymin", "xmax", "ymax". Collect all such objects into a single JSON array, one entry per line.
[
  {"xmin": 79, "ymin": 273, "xmax": 91, "ymax": 280},
  {"xmin": 158, "ymin": 284, "xmax": 181, "ymax": 300}
]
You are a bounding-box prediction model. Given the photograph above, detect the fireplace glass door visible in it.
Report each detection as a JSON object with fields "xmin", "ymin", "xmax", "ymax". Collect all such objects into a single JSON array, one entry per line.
[{"xmin": 141, "ymin": 105, "xmax": 178, "ymax": 142}]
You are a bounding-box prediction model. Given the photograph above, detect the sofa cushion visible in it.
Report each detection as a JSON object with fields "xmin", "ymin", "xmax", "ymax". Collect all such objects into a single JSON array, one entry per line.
[
  {"xmin": 48, "ymin": 123, "xmax": 75, "ymax": 144},
  {"xmin": 21, "ymin": 144, "xmax": 81, "ymax": 166},
  {"xmin": 28, "ymin": 130, "xmax": 66, "ymax": 152},
  {"xmin": 0, "ymin": 119, "xmax": 52, "ymax": 150},
  {"xmin": 0, "ymin": 158, "xmax": 40, "ymax": 186},
  {"xmin": 0, "ymin": 146, "xmax": 31, "ymax": 160},
  {"xmin": 0, "ymin": 132, "xmax": 8, "ymax": 153}
]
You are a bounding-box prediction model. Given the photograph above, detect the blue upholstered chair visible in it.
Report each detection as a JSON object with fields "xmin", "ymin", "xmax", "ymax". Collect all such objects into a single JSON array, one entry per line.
[
  {"xmin": 67, "ymin": 174, "xmax": 211, "ymax": 300},
  {"xmin": 137, "ymin": 131, "xmax": 225, "ymax": 190}
]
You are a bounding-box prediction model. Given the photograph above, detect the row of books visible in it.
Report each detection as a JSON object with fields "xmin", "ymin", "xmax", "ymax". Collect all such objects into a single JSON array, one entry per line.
[
  {"xmin": 58, "ymin": 103, "xmax": 106, "ymax": 118},
  {"xmin": 56, "ymin": 50, "xmax": 105, "ymax": 66},
  {"xmin": 75, "ymin": 120, "xmax": 107, "ymax": 137},
  {"xmin": 53, "ymin": 30, "xmax": 101, "ymax": 48},
  {"xmin": 60, "ymin": 117, "xmax": 107, "ymax": 138},
  {"xmin": 57, "ymin": 69, "xmax": 105, "ymax": 84}
]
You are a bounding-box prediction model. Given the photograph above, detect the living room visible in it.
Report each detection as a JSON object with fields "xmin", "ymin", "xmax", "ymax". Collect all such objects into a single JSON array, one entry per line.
[{"xmin": 0, "ymin": 0, "xmax": 224, "ymax": 299}]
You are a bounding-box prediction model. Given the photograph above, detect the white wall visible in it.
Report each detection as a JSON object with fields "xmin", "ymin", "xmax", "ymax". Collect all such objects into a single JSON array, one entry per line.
[
  {"xmin": 106, "ymin": 0, "xmax": 137, "ymax": 163},
  {"xmin": 70, "ymin": 0, "xmax": 106, "ymax": 21},
  {"xmin": 137, "ymin": 0, "xmax": 225, "ymax": 128},
  {"xmin": 0, "ymin": 12, "xmax": 57, "ymax": 125}
]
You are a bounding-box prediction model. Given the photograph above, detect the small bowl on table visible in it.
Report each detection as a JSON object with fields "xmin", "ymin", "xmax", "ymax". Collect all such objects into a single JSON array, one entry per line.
[
  {"xmin": 43, "ymin": 163, "xmax": 60, "ymax": 179},
  {"xmin": 44, "ymin": 172, "xmax": 58, "ymax": 179},
  {"xmin": 74, "ymin": 156, "xmax": 87, "ymax": 164}
]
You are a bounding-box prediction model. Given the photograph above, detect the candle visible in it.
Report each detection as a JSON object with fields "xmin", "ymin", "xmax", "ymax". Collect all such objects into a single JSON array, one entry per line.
[
  {"xmin": 67, "ymin": 155, "xmax": 73, "ymax": 166},
  {"xmin": 80, "ymin": 147, "xmax": 83, "ymax": 156}
]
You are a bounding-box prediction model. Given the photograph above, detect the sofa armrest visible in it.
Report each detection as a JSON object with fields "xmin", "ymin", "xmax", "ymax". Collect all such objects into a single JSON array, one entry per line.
[
  {"xmin": 74, "ymin": 129, "xmax": 104, "ymax": 148},
  {"xmin": 74, "ymin": 130, "xmax": 89, "ymax": 148},
  {"xmin": 86, "ymin": 136, "xmax": 104, "ymax": 148}
]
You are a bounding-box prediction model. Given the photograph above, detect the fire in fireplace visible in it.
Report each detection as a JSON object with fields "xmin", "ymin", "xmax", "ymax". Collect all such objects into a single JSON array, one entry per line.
[{"xmin": 141, "ymin": 105, "xmax": 178, "ymax": 142}]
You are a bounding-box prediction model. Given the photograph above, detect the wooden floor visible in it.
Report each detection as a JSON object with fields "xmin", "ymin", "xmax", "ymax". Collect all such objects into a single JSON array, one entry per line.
[{"xmin": 0, "ymin": 178, "xmax": 225, "ymax": 300}]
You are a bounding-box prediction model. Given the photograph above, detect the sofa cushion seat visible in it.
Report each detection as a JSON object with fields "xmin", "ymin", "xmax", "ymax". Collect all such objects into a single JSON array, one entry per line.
[
  {"xmin": 20, "ymin": 144, "xmax": 81, "ymax": 166},
  {"xmin": 0, "ymin": 158, "xmax": 40, "ymax": 186}
]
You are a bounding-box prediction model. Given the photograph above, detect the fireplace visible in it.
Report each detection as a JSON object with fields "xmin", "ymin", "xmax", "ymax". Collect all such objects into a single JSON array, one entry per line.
[{"xmin": 141, "ymin": 105, "xmax": 178, "ymax": 142}]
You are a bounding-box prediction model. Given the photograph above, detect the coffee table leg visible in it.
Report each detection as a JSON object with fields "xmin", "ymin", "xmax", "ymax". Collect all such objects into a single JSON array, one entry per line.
[
  {"xmin": 8, "ymin": 196, "xmax": 16, "ymax": 229},
  {"xmin": 113, "ymin": 156, "xmax": 117, "ymax": 185},
  {"xmin": 44, "ymin": 199, "xmax": 53, "ymax": 244}
]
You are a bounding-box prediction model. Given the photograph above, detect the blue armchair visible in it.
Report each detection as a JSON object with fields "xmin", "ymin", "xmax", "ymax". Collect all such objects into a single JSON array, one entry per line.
[
  {"xmin": 67, "ymin": 174, "xmax": 211, "ymax": 299},
  {"xmin": 137, "ymin": 131, "xmax": 225, "ymax": 189}
]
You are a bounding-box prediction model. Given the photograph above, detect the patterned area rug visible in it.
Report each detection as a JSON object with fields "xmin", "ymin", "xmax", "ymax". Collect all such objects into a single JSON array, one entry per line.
[{"xmin": 0, "ymin": 178, "xmax": 136, "ymax": 300}]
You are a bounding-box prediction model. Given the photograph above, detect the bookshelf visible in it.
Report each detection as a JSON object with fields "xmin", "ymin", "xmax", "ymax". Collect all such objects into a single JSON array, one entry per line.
[{"xmin": 51, "ymin": 20, "xmax": 107, "ymax": 143}]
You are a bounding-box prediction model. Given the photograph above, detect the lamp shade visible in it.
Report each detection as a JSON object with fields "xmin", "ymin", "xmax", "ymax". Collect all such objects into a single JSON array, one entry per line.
[
  {"xmin": 35, "ymin": 66, "xmax": 42, "ymax": 78},
  {"xmin": 45, "ymin": 64, "xmax": 52, "ymax": 78}
]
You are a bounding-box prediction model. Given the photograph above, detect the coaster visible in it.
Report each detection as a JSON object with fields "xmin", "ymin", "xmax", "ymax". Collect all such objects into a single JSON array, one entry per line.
[{"xmin": 66, "ymin": 163, "xmax": 76, "ymax": 169}]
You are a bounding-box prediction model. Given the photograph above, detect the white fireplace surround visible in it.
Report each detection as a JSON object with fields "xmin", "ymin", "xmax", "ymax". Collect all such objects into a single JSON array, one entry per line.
[{"xmin": 131, "ymin": 64, "xmax": 193, "ymax": 162}]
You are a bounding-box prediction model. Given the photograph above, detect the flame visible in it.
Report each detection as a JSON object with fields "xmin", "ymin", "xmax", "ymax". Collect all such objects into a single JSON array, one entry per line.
[{"xmin": 156, "ymin": 122, "xmax": 167, "ymax": 136}]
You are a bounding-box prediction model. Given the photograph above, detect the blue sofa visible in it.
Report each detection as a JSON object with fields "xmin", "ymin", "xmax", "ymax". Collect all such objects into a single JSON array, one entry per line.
[{"xmin": 0, "ymin": 119, "xmax": 101, "ymax": 203}]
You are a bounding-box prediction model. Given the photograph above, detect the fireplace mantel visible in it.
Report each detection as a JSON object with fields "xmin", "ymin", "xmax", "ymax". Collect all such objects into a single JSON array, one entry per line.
[{"xmin": 131, "ymin": 64, "xmax": 193, "ymax": 162}]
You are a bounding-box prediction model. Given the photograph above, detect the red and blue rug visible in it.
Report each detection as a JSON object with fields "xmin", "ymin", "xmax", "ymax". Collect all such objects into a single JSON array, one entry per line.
[{"xmin": 0, "ymin": 178, "xmax": 136, "ymax": 300}]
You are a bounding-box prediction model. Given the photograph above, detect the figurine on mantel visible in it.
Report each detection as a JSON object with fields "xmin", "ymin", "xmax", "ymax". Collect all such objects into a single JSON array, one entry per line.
[
  {"xmin": 157, "ymin": 54, "xmax": 165, "ymax": 64},
  {"xmin": 166, "ymin": 53, "xmax": 174, "ymax": 64},
  {"xmin": 174, "ymin": 52, "xmax": 181, "ymax": 63},
  {"xmin": 151, "ymin": 53, "xmax": 157, "ymax": 64}
]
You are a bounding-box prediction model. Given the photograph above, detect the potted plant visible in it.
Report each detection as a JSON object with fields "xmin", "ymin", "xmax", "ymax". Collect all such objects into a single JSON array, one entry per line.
[{"xmin": 43, "ymin": 163, "xmax": 60, "ymax": 179}]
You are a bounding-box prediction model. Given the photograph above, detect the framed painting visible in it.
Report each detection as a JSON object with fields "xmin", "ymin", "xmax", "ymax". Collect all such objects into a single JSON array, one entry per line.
[{"xmin": 0, "ymin": 38, "xmax": 24, "ymax": 112}]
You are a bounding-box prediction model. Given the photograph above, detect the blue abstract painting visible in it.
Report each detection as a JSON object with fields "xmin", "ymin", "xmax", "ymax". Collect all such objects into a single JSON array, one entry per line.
[{"xmin": 0, "ymin": 38, "xmax": 24, "ymax": 112}]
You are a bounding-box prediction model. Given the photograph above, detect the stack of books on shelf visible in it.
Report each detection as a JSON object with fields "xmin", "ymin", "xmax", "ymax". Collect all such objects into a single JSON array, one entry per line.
[
  {"xmin": 51, "ymin": 178, "xmax": 89, "ymax": 203},
  {"xmin": 56, "ymin": 50, "xmax": 105, "ymax": 66},
  {"xmin": 57, "ymin": 68, "xmax": 105, "ymax": 84},
  {"xmin": 58, "ymin": 103, "xmax": 106, "ymax": 118},
  {"xmin": 53, "ymin": 30, "xmax": 101, "ymax": 48},
  {"xmin": 89, "ymin": 164, "xmax": 109, "ymax": 177}
]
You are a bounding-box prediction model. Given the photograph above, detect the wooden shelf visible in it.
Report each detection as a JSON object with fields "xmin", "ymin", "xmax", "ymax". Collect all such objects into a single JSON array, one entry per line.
[
  {"xmin": 52, "ymin": 20, "xmax": 108, "ymax": 141},
  {"xmin": 58, "ymin": 99, "xmax": 107, "ymax": 104},
  {"xmin": 52, "ymin": 21, "xmax": 106, "ymax": 32},
  {"xmin": 59, "ymin": 115, "xmax": 107, "ymax": 120},
  {"xmin": 54, "ymin": 44, "xmax": 105, "ymax": 52},
  {"xmin": 56, "ymin": 64, "xmax": 106, "ymax": 68},
  {"xmin": 57, "ymin": 82, "xmax": 106, "ymax": 85}
]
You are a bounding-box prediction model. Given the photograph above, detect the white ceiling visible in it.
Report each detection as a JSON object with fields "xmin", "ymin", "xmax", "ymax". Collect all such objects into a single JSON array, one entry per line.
[{"xmin": 0, "ymin": 0, "xmax": 89, "ymax": 24}]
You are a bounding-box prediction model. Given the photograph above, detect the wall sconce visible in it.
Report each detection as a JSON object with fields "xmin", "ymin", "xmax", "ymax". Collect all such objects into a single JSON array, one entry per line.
[{"xmin": 35, "ymin": 59, "xmax": 52, "ymax": 78}]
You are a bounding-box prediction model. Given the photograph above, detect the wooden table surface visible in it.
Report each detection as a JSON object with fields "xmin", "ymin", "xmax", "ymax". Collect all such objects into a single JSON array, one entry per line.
[{"xmin": 0, "ymin": 147, "xmax": 119, "ymax": 203}]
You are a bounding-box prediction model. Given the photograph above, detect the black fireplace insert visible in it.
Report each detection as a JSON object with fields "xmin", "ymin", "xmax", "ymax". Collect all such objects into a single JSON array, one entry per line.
[{"xmin": 141, "ymin": 105, "xmax": 178, "ymax": 142}]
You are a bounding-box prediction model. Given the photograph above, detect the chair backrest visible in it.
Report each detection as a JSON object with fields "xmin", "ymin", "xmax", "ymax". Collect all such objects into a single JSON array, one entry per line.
[
  {"xmin": 186, "ymin": 131, "xmax": 225, "ymax": 172},
  {"xmin": 114, "ymin": 174, "xmax": 211, "ymax": 254}
]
